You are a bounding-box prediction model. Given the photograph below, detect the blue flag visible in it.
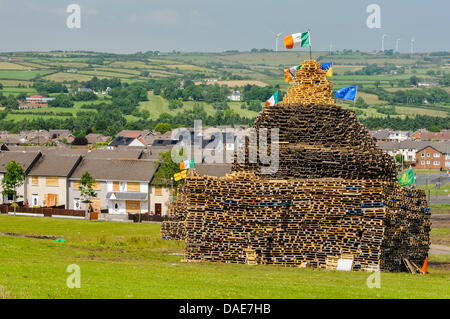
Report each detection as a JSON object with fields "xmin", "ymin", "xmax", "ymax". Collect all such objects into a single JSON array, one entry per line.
[
  {"xmin": 336, "ymin": 86, "xmax": 358, "ymax": 101},
  {"xmin": 321, "ymin": 62, "xmax": 332, "ymax": 71}
]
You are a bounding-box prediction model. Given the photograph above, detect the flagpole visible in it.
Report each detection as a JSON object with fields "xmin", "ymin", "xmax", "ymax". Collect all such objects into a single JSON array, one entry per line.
[{"xmin": 308, "ymin": 28, "xmax": 312, "ymax": 60}]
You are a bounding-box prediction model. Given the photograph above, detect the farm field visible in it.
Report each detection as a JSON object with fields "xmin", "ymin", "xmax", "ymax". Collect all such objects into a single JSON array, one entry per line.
[
  {"xmin": 0, "ymin": 215, "xmax": 448, "ymax": 299},
  {"xmin": 0, "ymin": 50, "xmax": 448, "ymax": 125}
]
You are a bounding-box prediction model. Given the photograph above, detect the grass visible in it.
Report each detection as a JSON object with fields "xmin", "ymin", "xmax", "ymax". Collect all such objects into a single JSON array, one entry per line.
[
  {"xmin": 431, "ymin": 228, "xmax": 450, "ymax": 247},
  {"xmin": 418, "ymin": 183, "xmax": 450, "ymax": 196},
  {"xmin": 0, "ymin": 215, "xmax": 448, "ymax": 299},
  {"xmin": 430, "ymin": 204, "xmax": 450, "ymax": 214}
]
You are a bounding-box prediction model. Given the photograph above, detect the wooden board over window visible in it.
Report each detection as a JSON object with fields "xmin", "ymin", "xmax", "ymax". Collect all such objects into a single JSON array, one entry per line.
[
  {"xmin": 45, "ymin": 176, "xmax": 59, "ymax": 187},
  {"xmin": 155, "ymin": 186, "xmax": 162, "ymax": 196},
  {"xmin": 93, "ymin": 181, "xmax": 101, "ymax": 191},
  {"xmin": 127, "ymin": 182, "xmax": 140, "ymax": 192},
  {"xmin": 113, "ymin": 181, "xmax": 120, "ymax": 191},
  {"xmin": 73, "ymin": 180, "xmax": 80, "ymax": 189},
  {"xmin": 32, "ymin": 176, "xmax": 39, "ymax": 185},
  {"xmin": 126, "ymin": 200, "xmax": 141, "ymax": 213},
  {"xmin": 89, "ymin": 198, "xmax": 101, "ymax": 212}
]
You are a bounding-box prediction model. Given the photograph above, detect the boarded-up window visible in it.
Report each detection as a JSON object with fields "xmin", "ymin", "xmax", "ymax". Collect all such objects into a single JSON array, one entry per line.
[
  {"xmin": 93, "ymin": 181, "xmax": 101, "ymax": 190},
  {"xmin": 113, "ymin": 181, "xmax": 120, "ymax": 191},
  {"xmin": 126, "ymin": 200, "xmax": 141, "ymax": 213},
  {"xmin": 127, "ymin": 182, "xmax": 140, "ymax": 192},
  {"xmin": 45, "ymin": 177, "xmax": 59, "ymax": 187},
  {"xmin": 73, "ymin": 180, "xmax": 80, "ymax": 189},
  {"xmin": 155, "ymin": 187, "xmax": 162, "ymax": 196},
  {"xmin": 32, "ymin": 176, "xmax": 39, "ymax": 185},
  {"xmin": 89, "ymin": 198, "xmax": 101, "ymax": 212}
]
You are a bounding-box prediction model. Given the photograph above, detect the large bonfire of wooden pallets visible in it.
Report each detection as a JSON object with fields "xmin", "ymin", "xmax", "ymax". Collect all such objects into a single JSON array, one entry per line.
[{"xmin": 161, "ymin": 60, "xmax": 431, "ymax": 272}]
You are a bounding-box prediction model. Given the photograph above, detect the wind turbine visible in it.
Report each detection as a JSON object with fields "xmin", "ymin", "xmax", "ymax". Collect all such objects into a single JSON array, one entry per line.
[
  {"xmin": 395, "ymin": 38, "xmax": 401, "ymax": 52},
  {"xmin": 381, "ymin": 33, "xmax": 388, "ymax": 52},
  {"xmin": 329, "ymin": 42, "xmax": 333, "ymax": 55},
  {"xmin": 411, "ymin": 38, "xmax": 415, "ymax": 54},
  {"xmin": 271, "ymin": 31, "xmax": 283, "ymax": 52}
]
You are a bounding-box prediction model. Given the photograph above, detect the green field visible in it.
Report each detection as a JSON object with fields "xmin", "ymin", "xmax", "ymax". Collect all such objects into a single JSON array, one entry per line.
[
  {"xmin": 0, "ymin": 50, "xmax": 448, "ymax": 125},
  {"xmin": 0, "ymin": 215, "xmax": 448, "ymax": 299}
]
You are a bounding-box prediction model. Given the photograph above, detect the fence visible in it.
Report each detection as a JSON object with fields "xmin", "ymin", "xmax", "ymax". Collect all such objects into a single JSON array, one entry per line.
[
  {"xmin": 0, "ymin": 205, "xmax": 87, "ymax": 219},
  {"xmin": 128, "ymin": 213, "xmax": 169, "ymax": 223}
]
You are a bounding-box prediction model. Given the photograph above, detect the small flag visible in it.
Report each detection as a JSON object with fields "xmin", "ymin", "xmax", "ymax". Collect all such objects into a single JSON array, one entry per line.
[
  {"xmin": 321, "ymin": 62, "xmax": 333, "ymax": 77},
  {"xmin": 265, "ymin": 91, "xmax": 279, "ymax": 107},
  {"xmin": 284, "ymin": 31, "xmax": 310, "ymax": 50},
  {"xmin": 398, "ymin": 168, "xmax": 415, "ymax": 186},
  {"xmin": 335, "ymin": 86, "xmax": 358, "ymax": 101},
  {"xmin": 284, "ymin": 65, "xmax": 301, "ymax": 82},
  {"xmin": 174, "ymin": 170, "xmax": 187, "ymax": 182},
  {"xmin": 180, "ymin": 158, "xmax": 195, "ymax": 170}
]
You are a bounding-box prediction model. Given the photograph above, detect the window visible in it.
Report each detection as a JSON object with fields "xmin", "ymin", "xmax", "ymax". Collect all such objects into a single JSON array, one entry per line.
[
  {"xmin": 73, "ymin": 180, "xmax": 80, "ymax": 189},
  {"xmin": 127, "ymin": 182, "xmax": 140, "ymax": 192},
  {"xmin": 45, "ymin": 176, "xmax": 59, "ymax": 186},
  {"xmin": 434, "ymin": 153, "xmax": 440, "ymax": 158},
  {"xmin": 421, "ymin": 153, "xmax": 425, "ymax": 158},
  {"xmin": 434, "ymin": 161, "xmax": 440, "ymax": 165},
  {"xmin": 113, "ymin": 181, "xmax": 120, "ymax": 191},
  {"xmin": 426, "ymin": 153, "xmax": 430, "ymax": 157},
  {"xmin": 93, "ymin": 181, "xmax": 101, "ymax": 190},
  {"xmin": 421, "ymin": 161, "xmax": 425, "ymax": 165},
  {"xmin": 155, "ymin": 187, "xmax": 162, "ymax": 196},
  {"xmin": 426, "ymin": 161, "xmax": 430, "ymax": 165},
  {"xmin": 32, "ymin": 176, "xmax": 39, "ymax": 185}
]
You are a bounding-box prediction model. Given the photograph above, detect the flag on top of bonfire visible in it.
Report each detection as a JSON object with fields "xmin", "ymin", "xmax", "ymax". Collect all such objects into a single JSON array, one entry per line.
[
  {"xmin": 284, "ymin": 65, "xmax": 301, "ymax": 82},
  {"xmin": 265, "ymin": 90, "xmax": 279, "ymax": 107},
  {"xmin": 284, "ymin": 31, "xmax": 310, "ymax": 50}
]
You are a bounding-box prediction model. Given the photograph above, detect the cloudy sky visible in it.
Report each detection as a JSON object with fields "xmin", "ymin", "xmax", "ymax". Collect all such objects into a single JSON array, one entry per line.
[{"xmin": 0, "ymin": 0, "xmax": 448, "ymax": 53}]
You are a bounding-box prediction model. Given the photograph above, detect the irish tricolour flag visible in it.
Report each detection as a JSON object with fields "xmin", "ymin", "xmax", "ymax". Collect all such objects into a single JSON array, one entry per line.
[
  {"xmin": 265, "ymin": 91, "xmax": 279, "ymax": 107},
  {"xmin": 284, "ymin": 31, "xmax": 310, "ymax": 49}
]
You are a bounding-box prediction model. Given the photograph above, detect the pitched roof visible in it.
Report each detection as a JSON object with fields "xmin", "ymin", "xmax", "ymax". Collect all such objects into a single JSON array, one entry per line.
[
  {"xmin": 29, "ymin": 154, "xmax": 81, "ymax": 177},
  {"xmin": 417, "ymin": 142, "xmax": 450, "ymax": 154},
  {"xmin": 418, "ymin": 130, "xmax": 450, "ymax": 140},
  {"xmin": 84, "ymin": 149, "xmax": 143, "ymax": 159},
  {"xmin": 108, "ymin": 136, "xmax": 142, "ymax": 147},
  {"xmin": 376, "ymin": 140, "xmax": 431, "ymax": 151},
  {"xmin": 70, "ymin": 158, "xmax": 157, "ymax": 182},
  {"xmin": 85, "ymin": 133, "xmax": 108, "ymax": 144},
  {"xmin": 0, "ymin": 151, "xmax": 41, "ymax": 173}
]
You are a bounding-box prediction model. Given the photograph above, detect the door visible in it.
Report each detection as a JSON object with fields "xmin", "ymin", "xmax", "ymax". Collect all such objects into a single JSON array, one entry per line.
[
  {"xmin": 155, "ymin": 203, "xmax": 162, "ymax": 216},
  {"xmin": 32, "ymin": 194, "xmax": 39, "ymax": 207},
  {"xmin": 46, "ymin": 194, "xmax": 57, "ymax": 207},
  {"xmin": 73, "ymin": 198, "xmax": 81, "ymax": 210}
]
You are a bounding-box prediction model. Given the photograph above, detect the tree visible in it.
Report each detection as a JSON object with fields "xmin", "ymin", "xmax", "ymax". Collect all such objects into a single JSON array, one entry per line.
[
  {"xmin": 155, "ymin": 122, "xmax": 171, "ymax": 134},
  {"xmin": 153, "ymin": 150, "xmax": 184, "ymax": 187},
  {"xmin": 48, "ymin": 94, "xmax": 74, "ymax": 108},
  {"xmin": 355, "ymin": 97, "xmax": 369, "ymax": 109},
  {"xmin": 79, "ymin": 172, "xmax": 97, "ymax": 202},
  {"xmin": 1, "ymin": 161, "xmax": 26, "ymax": 208}
]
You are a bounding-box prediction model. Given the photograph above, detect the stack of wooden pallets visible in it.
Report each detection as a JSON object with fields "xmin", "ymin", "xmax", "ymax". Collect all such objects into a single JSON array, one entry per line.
[{"xmin": 161, "ymin": 59, "xmax": 431, "ymax": 272}]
